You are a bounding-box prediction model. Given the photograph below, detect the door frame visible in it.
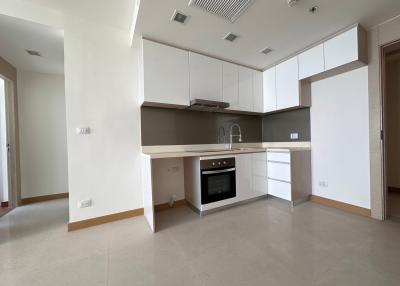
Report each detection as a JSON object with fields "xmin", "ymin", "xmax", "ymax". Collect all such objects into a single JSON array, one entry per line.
[
  {"xmin": 380, "ymin": 39, "xmax": 400, "ymax": 220},
  {"xmin": 0, "ymin": 74, "xmax": 20, "ymax": 209}
]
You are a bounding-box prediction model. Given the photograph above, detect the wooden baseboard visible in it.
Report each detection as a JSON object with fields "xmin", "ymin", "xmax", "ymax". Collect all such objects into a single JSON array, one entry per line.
[
  {"xmin": 21, "ymin": 193, "xmax": 69, "ymax": 205},
  {"xmin": 1, "ymin": 201, "xmax": 8, "ymax": 207},
  {"xmin": 154, "ymin": 199, "xmax": 187, "ymax": 212},
  {"xmin": 68, "ymin": 208, "xmax": 144, "ymax": 231},
  {"xmin": 310, "ymin": 195, "xmax": 371, "ymax": 217}
]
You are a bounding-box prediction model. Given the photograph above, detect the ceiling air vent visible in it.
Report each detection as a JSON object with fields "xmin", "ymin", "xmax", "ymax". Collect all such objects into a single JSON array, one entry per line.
[
  {"xmin": 26, "ymin": 49, "xmax": 41, "ymax": 57},
  {"xmin": 188, "ymin": 0, "xmax": 255, "ymax": 23},
  {"xmin": 171, "ymin": 10, "xmax": 190, "ymax": 24},
  {"xmin": 260, "ymin": 47, "xmax": 273, "ymax": 55},
  {"xmin": 223, "ymin": 32, "xmax": 238, "ymax": 42}
]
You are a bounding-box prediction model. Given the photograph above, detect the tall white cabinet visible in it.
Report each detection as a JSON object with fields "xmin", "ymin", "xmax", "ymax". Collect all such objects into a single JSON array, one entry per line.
[
  {"xmin": 238, "ymin": 66, "xmax": 254, "ymax": 112},
  {"xmin": 189, "ymin": 52, "xmax": 223, "ymax": 102},
  {"xmin": 263, "ymin": 67, "xmax": 276, "ymax": 113},
  {"xmin": 223, "ymin": 62, "xmax": 239, "ymax": 110},
  {"xmin": 141, "ymin": 39, "xmax": 190, "ymax": 107},
  {"xmin": 276, "ymin": 57, "xmax": 300, "ymax": 110},
  {"xmin": 253, "ymin": 71, "xmax": 264, "ymax": 113}
]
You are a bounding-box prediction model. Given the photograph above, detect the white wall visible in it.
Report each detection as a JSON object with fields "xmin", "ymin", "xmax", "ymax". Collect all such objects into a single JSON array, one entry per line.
[
  {"xmin": 17, "ymin": 70, "xmax": 68, "ymax": 198},
  {"xmin": 0, "ymin": 77, "xmax": 8, "ymax": 203},
  {"xmin": 311, "ymin": 66, "xmax": 371, "ymax": 209},
  {"xmin": 0, "ymin": 0, "xmax": 143, "ymax": 222}
]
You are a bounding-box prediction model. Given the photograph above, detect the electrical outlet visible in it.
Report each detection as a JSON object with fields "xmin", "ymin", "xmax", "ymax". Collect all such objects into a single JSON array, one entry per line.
[
  {"xmin": 290, "ymin": 133, "xmax": 299, "ymax": 140},
  {"xmin": 77, "ymin": 199, "xmax": 92, "ymax": 208},
  {"xmin": 319, "ymin": 181, "xmax": 328, "ymax": 188}
]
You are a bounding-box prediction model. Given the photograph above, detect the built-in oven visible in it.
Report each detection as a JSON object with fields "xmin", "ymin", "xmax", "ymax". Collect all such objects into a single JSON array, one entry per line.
[{"xmin": 200, "ymin": 157, "xmax": 236, "ymax": 204}]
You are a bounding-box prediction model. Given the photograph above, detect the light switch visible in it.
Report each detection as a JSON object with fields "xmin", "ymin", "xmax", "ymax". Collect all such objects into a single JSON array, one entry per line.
[{"xmin": 76, "ymin": 127, "xmax": 91, "ymax": 135}]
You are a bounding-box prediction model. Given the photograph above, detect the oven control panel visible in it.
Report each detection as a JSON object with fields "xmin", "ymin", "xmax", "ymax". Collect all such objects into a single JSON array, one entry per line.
[{"xmin": 200, "ymin": 157, "xmax": 235, "ymax": 170}]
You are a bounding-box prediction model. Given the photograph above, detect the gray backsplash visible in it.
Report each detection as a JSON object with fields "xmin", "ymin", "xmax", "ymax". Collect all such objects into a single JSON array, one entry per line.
[
  {"xmin": 262, "ymin": 108, "xmax": 311, "ymax": 142},
  {"xmin": 141, "ymin": 107, "xmax": 262, "ymax": 146},
  {"xmin": 141, "ymin": 107, "xmax": 311, "ymax": 146}
]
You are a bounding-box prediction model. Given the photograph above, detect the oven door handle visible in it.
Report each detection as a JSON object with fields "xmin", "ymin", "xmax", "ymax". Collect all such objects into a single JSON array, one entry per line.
[{"xmin": 202, "ymin": 168, "xmax": 236, "ymax": 175}]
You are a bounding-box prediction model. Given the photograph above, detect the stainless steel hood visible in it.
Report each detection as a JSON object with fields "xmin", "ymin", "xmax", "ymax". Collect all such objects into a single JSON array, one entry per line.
[{"xmin": 187, "ymin": 99, "xmax": 230, "ymax": 112}]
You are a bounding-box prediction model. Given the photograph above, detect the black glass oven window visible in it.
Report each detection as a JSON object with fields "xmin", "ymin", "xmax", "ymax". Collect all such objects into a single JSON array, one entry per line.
[{"xmin": 207, "ymin": 173, "xmax": 231, "ymax": 196}]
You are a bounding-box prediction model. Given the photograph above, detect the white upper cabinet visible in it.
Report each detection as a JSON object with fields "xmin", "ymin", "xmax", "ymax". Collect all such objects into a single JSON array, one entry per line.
[
  {"xmin": 189, "ymin": 52, "xmax": 223, "ymax": 102},
  {"xmin": 222, "ymin": 62, "xmax": 239, "ymax": 110},
  {"xmin": 324, "ymin": 26, "xmax": 359, "ymax": 71},
  {"xmin": 238, "ymin": 66, "xmax": 254, "ymax": 112},
  {"xmin": 253, "ymin": 70, "xmax": 264, "ymax": 113},
  {"xmin": 142, "ymin": 39, "xmax": 190, "ymax": 106},
  {"xmin": 263, "ymin": 67, "xmax": 276, "ymax": 113},
  {"xmin": 298, "ymin": 44, "xmax": 325, "ymax": 80},
  {"xmin": 276, "ymin": 56, "xmax": 300, "ymax": 110}
]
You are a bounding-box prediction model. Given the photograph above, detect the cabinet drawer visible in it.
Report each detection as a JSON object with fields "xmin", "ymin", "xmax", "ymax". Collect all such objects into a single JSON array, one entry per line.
[
  {"xmin": 267, "ymin": 151, "xmax": 290, "ymax": 163},
  {"xmin": 252, "ymin": 152, "xmax": 267, "ymax": 161},
  {"xmin": 253, "ymin": 176, "xmax": 267, "ymax": 195},
  {"xmin": 268, "ymin": 179, "xmax": 291, "ymax": 201},
  {"xmin": 268, "ymin": 162, "xmax": 291, "ymax": 182},
  {"xmin": 252, "ymin": 160, "xmax": 267, "ymax": 177}
]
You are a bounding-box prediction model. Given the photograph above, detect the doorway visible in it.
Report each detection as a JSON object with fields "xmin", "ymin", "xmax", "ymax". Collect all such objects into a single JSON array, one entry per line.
[
  {"xmin": 0, "ymin": 75, "xmax": 16, "ymax": 216},
  {"xmin": 382, "ymin": 41, "xmax": 400, "ymax": 222}
]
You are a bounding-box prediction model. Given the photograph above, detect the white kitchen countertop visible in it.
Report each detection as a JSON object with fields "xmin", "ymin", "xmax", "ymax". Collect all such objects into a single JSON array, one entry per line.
[{"xmin": 142, "ymin": 142, "xmax": 311, "ymax": 159}]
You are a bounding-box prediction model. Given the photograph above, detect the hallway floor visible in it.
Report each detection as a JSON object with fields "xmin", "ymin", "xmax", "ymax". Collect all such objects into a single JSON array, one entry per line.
[{"xmin": 1, "ymin": 198, "xmax": 400, "ymax": 286}]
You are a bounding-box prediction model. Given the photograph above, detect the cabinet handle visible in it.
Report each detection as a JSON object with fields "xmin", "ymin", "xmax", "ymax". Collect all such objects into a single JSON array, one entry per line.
[{"xmin": 268, "ymin": 177, "xmax": 291, "ymax": 184}]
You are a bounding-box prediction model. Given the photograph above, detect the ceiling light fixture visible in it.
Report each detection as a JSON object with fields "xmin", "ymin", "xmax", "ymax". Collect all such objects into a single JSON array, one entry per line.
[
  {"xmin": 287, "ymin": 0, "xmax": 299, "ymax": 7},
  {"xmin": 171, "ymin": 10, "xmax": 190, "ymax": 24},
  {"xmin": 26, "ymin": 49, "xmax": 41, "ymax": 57}
]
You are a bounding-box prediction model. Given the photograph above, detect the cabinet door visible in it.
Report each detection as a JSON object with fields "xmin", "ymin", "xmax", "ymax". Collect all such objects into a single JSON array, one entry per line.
[
  {"xmin": 268, "ymin": 179, "xmax": 291, "ymax": 201},
  {"xmin": 189, "ymin": 52, "xmax": 223, "ymax": 102},
  {"xmin": 276, "ymin": 57, "xmax": 300, "ymax": 110},
  {"xmin": 223, "ymin": 62, "xmax": 239, "ymax": 110},
  {"xmin": 298, "ymin": 44, "xmax": 325, "ymax": 80},
  {"xmin": 143, "ymin": 40, "xmax": 189, "ymax": 106},
  {"xmin": 263, "ymin": 67, "xmax": 277, "ymax": 112},
  {"xmin": 238, "ymin": 66, "xmax": 253, "ymax": 112},
  {"xmin": 324, "ymin": 26, "xmax": 358, "ymax": 71},
  {"xmin": 253, "ymin": 70, "xmax": 264, "ymax": 113},
  {"xmin": 236, "ymin": 154, "xmax": 253, "ymax": 201}
]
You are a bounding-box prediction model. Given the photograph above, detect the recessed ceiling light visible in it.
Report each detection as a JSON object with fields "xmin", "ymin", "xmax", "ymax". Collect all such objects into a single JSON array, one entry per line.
[
  {"xmin": 287, "ymin": 0, "xmax": 299, "ymax": 7},
  {"xmin": 260, "ymin": 47, "xmax": 273, "ymax": 55},
  {"xmin": 223, "ymin": 32, "xmax": 238, "ymax": 42},
  {"xmin": 26, "ymin": 49, "xmax": 41, "ymax": 57},
  {"xmin": 171, "ymin": 10, "xmax": 189, "ymax": 24}
]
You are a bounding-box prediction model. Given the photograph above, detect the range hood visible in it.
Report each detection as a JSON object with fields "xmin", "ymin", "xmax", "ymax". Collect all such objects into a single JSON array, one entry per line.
[{"xmin": 187, "ymin": 99, "xmax": 230, "ymax": 112}]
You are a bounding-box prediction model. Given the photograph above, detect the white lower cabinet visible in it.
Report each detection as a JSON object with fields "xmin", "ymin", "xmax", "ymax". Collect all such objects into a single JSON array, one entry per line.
[
  {"xmin": 267, "ymin": 149, "xmax": 312, "ymax": 204},
  {"xmin": 236, "ymin": 153, "xmax": 268, "ymax": 202}
]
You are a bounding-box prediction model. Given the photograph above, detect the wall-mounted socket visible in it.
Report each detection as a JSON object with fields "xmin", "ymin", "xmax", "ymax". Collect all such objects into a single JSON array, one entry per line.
[
  {"xmin": 318, "ymin": 181, "xmax": 328, "ymax": 188},
  {"xmin": 77, "ymin": 199, "xmax": 92, "ymax": 208},
  {"xmin": 290, "ymin": 132, "xmax": 299, "ymax": 140}
]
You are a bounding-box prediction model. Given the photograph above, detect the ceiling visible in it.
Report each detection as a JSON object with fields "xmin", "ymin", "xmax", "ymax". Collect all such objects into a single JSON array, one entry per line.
[
  {"xmin": 136, "ymin": 0, "xmax": 400, "ymax": 70},
  {"xmin": 20, "ymin": 0, "xmax": 135, "ymax": 32},
  {"xmin": 0, "ymin": 14, "xmax": 64, "ymax": 75}
]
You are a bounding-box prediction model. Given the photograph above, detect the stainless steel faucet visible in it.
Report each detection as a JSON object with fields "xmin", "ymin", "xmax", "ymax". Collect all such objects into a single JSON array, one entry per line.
[
  {"xmin": 217, "ymin": 126, "xmax": 226, "ymax": 143},
  {"xmin": 229, "ymin": 123, "xmax": 242, "ymax": 150}
]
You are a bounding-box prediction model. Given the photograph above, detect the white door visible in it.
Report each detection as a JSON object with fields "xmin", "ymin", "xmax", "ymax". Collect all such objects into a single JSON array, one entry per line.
[
  {"xmin": 142, "ymin": 39, "xmax": 190, "ymax": 106},
  {"xmin": 0, "ymin": 78, "xmax": 8, "ymax": 206},
  {"xmin": 189, "ymin": 52, "xmax": 223, "ymax": 102},
  {"xmin": 253, "ymin": 71, "xmax": 264, "ymax": 113},
  {"xmin": 223, "ymin": 62, "xmax": 239, "ymax": 110},
  {"xmin": 141, "ymin": 155, "xmax": 155, "ymax": 232},
  {"xmin": 263, "ymin": 67, "xmax": 276, "ymax": 112},
  {"xmin": 236, "ymin": 154, "xmax": 253, "ymax": 201},
  {"xmin": 276, "ymin": 57, "xmax": 300, "ymax": 110},
  {"xmin": 238, "ymin": 66, "xmax": 253, "ymax": 112}
]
